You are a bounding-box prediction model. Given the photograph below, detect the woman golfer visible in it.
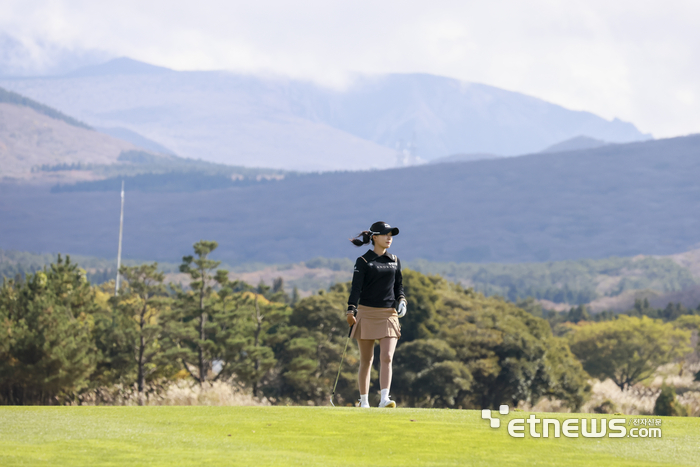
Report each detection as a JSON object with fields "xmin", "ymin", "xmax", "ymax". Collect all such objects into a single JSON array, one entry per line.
[{"xmin": 347, "ymin": 221, "xmax": 407, "ymax": 408}]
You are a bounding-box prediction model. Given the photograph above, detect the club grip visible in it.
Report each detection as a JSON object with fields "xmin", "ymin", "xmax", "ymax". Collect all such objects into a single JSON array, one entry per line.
[{"xmin": 347, "ymin": 309, "xmax": 357, "ymax": 337}]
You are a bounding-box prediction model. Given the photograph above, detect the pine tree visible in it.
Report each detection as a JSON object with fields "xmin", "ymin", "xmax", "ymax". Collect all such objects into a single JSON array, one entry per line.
[
  {"xmin": 290, "ymin": 287, "xmax": 300, "ymax": 306},
  {"xmin": 0, "ymin": 255, "xmax": 98, "ymax": 404},
  {"xmin": 166, "ymin": 241, "xmax": 222, "ymax": 385},
  {"xmin": 269, "ymin": 277, "xmax": 289, "ymax": 303},
  {"xmin": 112, "ymin": 263, "xmax": 172, "ymax": 397},
  {"xmin": 224, "ymin": 292, "xmax": 289, "ymax": 397}
]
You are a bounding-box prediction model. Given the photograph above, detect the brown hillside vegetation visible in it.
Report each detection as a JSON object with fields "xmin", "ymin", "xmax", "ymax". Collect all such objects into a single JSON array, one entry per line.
[
  {"xmin": 669, "ymin": 248, "xmax": 700, "ymax": 278},
  {"xmin": 580, "ymin": 249, "xmax": 700, "ymax": 312},
  {"xmin": 537, "ymin": 248, "xmax": 700, "ymax": 313},
  {"xmin": 586, "ymin": 284, "xmax": 700, "ymax": 313},
  {"xmin": 0, "ymin": 103, "xmax": 134, "ymax": 181}
]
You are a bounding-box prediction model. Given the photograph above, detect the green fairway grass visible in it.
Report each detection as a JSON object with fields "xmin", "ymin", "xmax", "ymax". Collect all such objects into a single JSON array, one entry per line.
[{"xmin": 1, "ymin": 406, "xmax": 698, "ymax": 466}]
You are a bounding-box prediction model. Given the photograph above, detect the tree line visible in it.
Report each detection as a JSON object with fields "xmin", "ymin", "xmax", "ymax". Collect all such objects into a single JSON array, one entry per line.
[
  {"xmin": 1, "ymin": 241, "xmax": 698, "ymax": 412},
  {"xmin": 5, "ymin": 249, "xmax": 697, "ymax": 309},
  {"xmin": 411, "ymin": 256, "xmax": 697, "ymax": 305}
]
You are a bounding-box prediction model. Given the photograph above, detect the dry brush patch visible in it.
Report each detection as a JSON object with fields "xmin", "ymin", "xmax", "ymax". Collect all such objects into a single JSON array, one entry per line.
[
  {"xmin": 522, "ymin": 361, "xmax": 700, "ymax": 416},
  {"xmin": 73, "ymin": 380, "xmax": 271, "ymax": 407}
]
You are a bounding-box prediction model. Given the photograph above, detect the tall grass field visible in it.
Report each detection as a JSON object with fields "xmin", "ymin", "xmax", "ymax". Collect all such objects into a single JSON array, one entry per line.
[{"xmin": 1, "ymin": 406, "xmax": 698, "ymax": 466}]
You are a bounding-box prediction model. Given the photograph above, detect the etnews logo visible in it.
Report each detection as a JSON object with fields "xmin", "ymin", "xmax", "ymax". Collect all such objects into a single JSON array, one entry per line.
[{"xmin": 482, "ymin": 405, "xmax": 662, "ymax": 439}]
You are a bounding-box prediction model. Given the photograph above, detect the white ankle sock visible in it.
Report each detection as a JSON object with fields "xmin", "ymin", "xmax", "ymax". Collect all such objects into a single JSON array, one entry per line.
[
  {"xmin": 360, "ymin": 394, "xmax": 369, "ymax": 405},
  {"xmin": 381, "ymin": 388, "xmax": 390, "ymax": 401}
]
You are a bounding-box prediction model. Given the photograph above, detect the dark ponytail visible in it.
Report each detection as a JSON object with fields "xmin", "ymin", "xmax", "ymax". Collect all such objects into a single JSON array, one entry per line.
[{"xmin": 350, "ymin": 230, "xmax": 373, "ymax": 247}]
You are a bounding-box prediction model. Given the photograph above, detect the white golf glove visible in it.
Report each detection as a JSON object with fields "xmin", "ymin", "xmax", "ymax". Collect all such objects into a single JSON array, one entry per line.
[{"xmin": 397, "ymin": 299, "xmax": 407, "ymax": 318}]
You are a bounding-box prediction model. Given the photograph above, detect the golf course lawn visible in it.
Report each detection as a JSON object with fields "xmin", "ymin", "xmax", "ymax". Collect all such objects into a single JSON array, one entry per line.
[{"xmin": 1, "ymin": 406, "xmax": 698, "ymax": 466}]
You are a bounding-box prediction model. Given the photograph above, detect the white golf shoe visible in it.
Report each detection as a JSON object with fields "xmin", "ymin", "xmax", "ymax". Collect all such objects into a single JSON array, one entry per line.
[
  {"xmin": 358, "ymin": 399, "xmax": 370, "ymax": 408},
  {"xmin": 378, "ymin": 398, "xmax": 396, "ymax": 408}
]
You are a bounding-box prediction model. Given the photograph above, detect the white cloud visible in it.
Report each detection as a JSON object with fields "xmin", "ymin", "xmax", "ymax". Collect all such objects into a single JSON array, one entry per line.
[{"xmin": 1, "ymin": 0, "xmax": 699, "ymax": 137}]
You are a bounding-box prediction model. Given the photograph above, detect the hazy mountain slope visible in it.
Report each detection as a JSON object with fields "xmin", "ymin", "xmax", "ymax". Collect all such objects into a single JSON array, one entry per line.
[
  {"xmin": 0, "ymin": 62, "xmax": 397, "ymax": 171},
  {"xmin": 290, "ymin": 73, "xmax": 650, "ymax": 158},
  {"xmin": 0, "ymin": 86, "xmax": 91, "ymax": 129},
  {"xmin": 0, "ymin": 87, "xmax": 291, "ymax": 183},
  {"xmin": 96, "ymin": 126, "xmax": 175, "ymax": 155},
  {"xmin": 428, "ymin": 153, "xmax": 501, "ymax": 164},
  {"xmin": 0, "ymin": 58, "xmax": 650, "ymax": 170},
  {"xmin": 0, "ymin": 103, "xmax": 134, "ymax": 179},
  {"xmin": 0, "ymin": 134, "xmax": 698, "ymax": 264},
  {"xmin": 541, "ymin": 135, "xmax": 608, "ymax": 153}
]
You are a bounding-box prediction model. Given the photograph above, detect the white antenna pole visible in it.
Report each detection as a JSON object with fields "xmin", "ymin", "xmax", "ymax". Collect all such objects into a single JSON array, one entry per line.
[{"xmin": 115, "ymin": 180, "xmax": 125, "ymax": 296}]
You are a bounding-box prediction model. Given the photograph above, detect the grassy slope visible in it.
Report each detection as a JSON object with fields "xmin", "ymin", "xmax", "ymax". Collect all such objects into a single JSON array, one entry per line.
[{"xmin": 0, "ymin": 407, "xmax": 697, "ymax": 466}]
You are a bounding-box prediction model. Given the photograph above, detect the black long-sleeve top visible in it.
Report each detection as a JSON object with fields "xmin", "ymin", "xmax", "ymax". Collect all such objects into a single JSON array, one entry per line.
[{"xmin": 347, "ymin": 250, "xmax": 405, "ymax": 309}]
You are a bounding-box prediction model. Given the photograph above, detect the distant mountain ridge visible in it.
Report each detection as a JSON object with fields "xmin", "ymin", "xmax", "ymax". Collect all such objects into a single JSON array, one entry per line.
[
  {"xmin": 428, "ymin": 153, "xmax": 501, "ymax": 164},
  {"xmin": 96, "ymin": 126, "xmax": 175, "ymax": 155},
  {"xmin": 64, "ymin": 57, "xmax": 172, "ymax": 77},
  {"xmin": 541, "ymin": 135, "xmax": 608, "ymax": 153},
  {"xmin": 290, "ymin": 73, "xmax": 650, "ymax": 158},
  {"xmin": 1, "ymin": 133, "xmax": 698, "ymax": 264},
  {"xmin": 0, "ymin": 89, "xmax": 286, "ymax": 183},
  {"xmin": 0, "ymin": 58, "xmax": 651, "ymax": 171},
  {"xmin": 0, "ymin": 86, "xmax": 91, "ymax": 129},
  {"xmin": 0, "ymin": 102, "xmax": 134, "ymax": 180}
]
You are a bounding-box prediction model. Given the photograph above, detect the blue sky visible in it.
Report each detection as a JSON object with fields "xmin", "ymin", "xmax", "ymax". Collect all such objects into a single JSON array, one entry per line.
[{"xmin": 1, "ymin": 0, "xmax": 698, "ymax": 138}]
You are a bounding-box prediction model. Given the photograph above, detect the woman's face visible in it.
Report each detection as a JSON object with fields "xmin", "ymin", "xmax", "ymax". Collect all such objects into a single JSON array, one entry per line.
[{"xmin": 373, "ymin": 233, "xmax": 393, "ymax": 249}]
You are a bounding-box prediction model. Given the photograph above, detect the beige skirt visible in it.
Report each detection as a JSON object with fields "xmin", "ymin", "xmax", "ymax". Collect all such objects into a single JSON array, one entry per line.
[{"xmin": 351, "ymin": 304, "xmax": 401, "ymax": 340}]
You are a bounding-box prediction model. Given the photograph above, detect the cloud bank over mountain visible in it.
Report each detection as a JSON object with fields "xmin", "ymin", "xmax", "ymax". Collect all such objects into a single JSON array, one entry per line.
[
  {"xmin": 2, "ymin": 1, "xmax": 699, "ymax": 139},
  {"xmin": 0, "ymin": 33, "xmax": 111, "ymax": 77}
]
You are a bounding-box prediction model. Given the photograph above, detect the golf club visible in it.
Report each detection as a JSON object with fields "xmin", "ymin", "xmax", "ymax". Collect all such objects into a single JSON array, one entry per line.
[{"xmin": 330, "ymin": 316, "xmax": 355, "ymax": 407}]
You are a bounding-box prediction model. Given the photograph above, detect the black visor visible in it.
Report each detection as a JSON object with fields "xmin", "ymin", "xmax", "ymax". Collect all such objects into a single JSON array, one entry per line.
[{"xmin": 370, "ymin": 222, "xmax": 399, "ymax": 236}]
